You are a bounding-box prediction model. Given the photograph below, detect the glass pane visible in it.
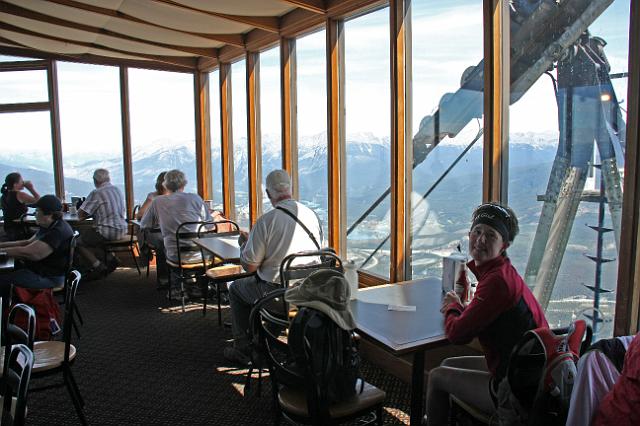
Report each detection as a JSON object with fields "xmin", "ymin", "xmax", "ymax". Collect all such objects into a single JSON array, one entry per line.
[
  {"xmin": 232, "ymin": 60, "xmax": 249, "ymax": 228},
  {"xmin": 209, "ymin": 70, "xmax": 223, "ymax": 212},
  {"xmin": 129, "ymin": 69, "xmax": 196, "ymax": 206},
  {"xmin": 507, "ymin": 0, "xmax": 630, "ymax": 339},
  {"xmin": 260, "ymin": 46, "xmax": 282, "ymax": 214},
  {"xmin": 344, "ymin": 9, "xmax": 391, "ymax": 279},
  {"xmin": 0, "ymin": 55, "xmax": 36, "ymax": 62},
  {"xmin": 297, "ymin": 30, "xmax": 329, "ymax": 242},
  {"xmin": 410, "ymin": 1, "xmax": 484, "ymax": 280},
  {"xmin": 58, "ymin": 62, "xmax": 124, "ymax": 201},
  {"xmin": 0, "ymin": 69, "xmax": 48, "ymax": 104},
  {"xmin": 0, "ymin": 111, "xmax": 55, "ymax": 194}
]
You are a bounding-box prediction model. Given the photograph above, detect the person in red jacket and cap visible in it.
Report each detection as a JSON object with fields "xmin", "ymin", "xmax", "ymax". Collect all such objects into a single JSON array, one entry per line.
[{"xmin": 425, "ymin": 203, "xmax": 548, "ymax": 426}]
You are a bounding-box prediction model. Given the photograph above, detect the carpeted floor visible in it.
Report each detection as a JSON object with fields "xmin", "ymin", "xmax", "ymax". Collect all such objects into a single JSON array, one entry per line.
[{"xmin": 26, "ymin": 267, "xmax": 412, "ymax": 425}]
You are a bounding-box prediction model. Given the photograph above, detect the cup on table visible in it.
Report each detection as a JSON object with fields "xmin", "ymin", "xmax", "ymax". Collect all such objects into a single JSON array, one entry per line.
[{"xmin": 69, "ymin": 205, "xmax": 78, "ymax": 215}]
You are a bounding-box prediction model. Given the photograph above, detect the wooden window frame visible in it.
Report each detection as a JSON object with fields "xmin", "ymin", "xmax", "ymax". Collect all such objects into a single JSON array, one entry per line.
[
  {"xmin": 280, "ymin": 38, "xmax": 299, "ymax": 198},
  {"xmin": 47, "ymin": 60, "xmax": 64, "ymax": 200},
  {"xmin": 119, "ymin": 66, "xmax": 134, "ymax": 216},
  {"xmin": 219, "ymin": 63, "xmax": 235, "ymax": 220},
  {"xmin": 195, "ymin": 71, "xmax": 212, "ymax": 201}
]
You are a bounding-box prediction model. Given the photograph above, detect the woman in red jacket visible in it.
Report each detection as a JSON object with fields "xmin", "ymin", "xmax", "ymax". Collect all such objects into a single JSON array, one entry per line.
[{"xmin": 425, "ymin": 203, "xmax": 548, "ymax": 426}]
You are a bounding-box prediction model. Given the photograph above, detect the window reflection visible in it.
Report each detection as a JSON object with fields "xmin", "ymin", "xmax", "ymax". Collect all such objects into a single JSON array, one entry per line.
[
  {"xmin": 209, "ymin": 70, "xmax": 223, "ymax": 212},
  {"xmin": 410, "ymin": 1, "xmax": 484, "ymax": 280},
  {"xmin": 507, "ymin": 0, "xmax": 630, "ymax": 338},
  {"xmin": 344, "ymin": 8, "xmax": 391, "ymax": 279}
]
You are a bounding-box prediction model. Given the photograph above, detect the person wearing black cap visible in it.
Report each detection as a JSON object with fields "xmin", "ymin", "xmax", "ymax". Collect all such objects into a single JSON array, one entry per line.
[
  {"xmin": 0, "ymin": 194, "xmax": 74, "ymax": 307},
  {"xmin": 425, "ymin": 203, "xmax": 548, "ymax": 426}
]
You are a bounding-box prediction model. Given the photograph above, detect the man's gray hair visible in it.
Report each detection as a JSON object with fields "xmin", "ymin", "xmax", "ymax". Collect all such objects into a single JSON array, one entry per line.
[
  {"xmin": 93, "ymin": 168, "xmax": 110, "ymax": 185},
  {"xmin": 266, "ymin": 169, "xmax": 291, "ymax": 198},
  {"xmin": 164, "ymin": 169, "xmax": 187, "ymax": 192}
]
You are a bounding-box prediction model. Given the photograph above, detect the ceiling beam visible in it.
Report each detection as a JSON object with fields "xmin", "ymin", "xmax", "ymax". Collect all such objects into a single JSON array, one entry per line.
[
  {"xmin": 0, "ymin": 2, "xmax": 219, "ymax": 58},
  {"xmin": 280, "ymin": 0, "xmax": 327, "ymax": 14},
  {"xmin": 149, "ymin": 0, "xmax": 280, "ymax": 33},
  {"xmin": 0, "ymin": 44, "xmax": 193, "ymax": 73},
  {"xmin": 42, "ymin": 0, "xmax": 246, "ymax": 46},
  {"xmin": 0, "ymin": 22, "xmax": 197, "ymax": 69}
]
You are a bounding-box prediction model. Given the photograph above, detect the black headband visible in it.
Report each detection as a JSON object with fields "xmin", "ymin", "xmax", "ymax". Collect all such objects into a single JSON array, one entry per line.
[{"xmin": 471, "ymin": 204, "xmax": 511, "ymax": 243}]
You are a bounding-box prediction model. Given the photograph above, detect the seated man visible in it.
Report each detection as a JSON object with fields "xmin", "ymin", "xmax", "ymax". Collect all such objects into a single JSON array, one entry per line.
[
  {"xmin": 76, "ymin": 168, "xmax": 128, "ymax": 275},
  {"xmin": 224, "ymin": 169, "xmax": 324, "ymax": 365},
  {"xmin": 0, "ymin": 195, "xmax": 73, "ymax": 311},
  {"xmin": 139, "ymin": 169, "xmax": 212, "ymax": 290}
]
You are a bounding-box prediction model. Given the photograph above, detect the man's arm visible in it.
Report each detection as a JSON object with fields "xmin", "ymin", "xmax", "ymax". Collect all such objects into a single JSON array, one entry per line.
[
  {"xmin": 77, "ymin": 209, "xmax": 90, "ymax": 220},
  {"xmin": 0, "ymin": 235, "xmax": 36, "ymax": 249},
  {"xmin": 5, "ymin": 240, "xmax": 53, "ymax": 261}
]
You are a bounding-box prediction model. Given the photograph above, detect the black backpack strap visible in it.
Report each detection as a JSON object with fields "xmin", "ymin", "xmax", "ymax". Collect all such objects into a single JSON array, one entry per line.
[{"xmin": 275, "ymin": 206, "xmax": 320, "ymax": 250}]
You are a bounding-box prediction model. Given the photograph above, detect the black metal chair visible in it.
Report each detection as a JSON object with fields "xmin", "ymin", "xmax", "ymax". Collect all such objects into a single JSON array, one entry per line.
[
  {"xmin": 53, "ymin": 231, "xmax": 83, "ymax": 337},
  {"xmin": 1, "ymin": 344, "xmax": 34, "ymax": 426},
  {"xmin": 1, "ymin": 304, "xmax": 36, "ymax": 379},
  {"xmin": 250, "ymin": 288, "xmax": 385, "ymax": 425},
  {"xmin": 166, "ymin": 221, "xmax": 217, "ymax": 313},
  {"xmin": 102, "ymin": 206, "xmax": 141, "ymax": 276},
  {"xmin": 31, "ymin": 270, "xmax": 86, "ymax": 425}
]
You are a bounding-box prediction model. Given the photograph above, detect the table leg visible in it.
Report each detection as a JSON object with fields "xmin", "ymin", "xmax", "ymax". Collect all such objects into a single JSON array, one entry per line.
[{"xmin": 410, "ymin": 349, "xmax": 426, "ymax": 426}]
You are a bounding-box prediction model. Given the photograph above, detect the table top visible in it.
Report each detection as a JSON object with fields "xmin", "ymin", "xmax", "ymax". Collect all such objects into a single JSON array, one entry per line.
[
  {"xmin": 15, "ymin": 213, "xmax": 90, "ymax": 224},
  {"xmin": 194, "ymin": 236, "xmax": 241, "ymax": 262},
  {"xmin": 351, "ymin": 278, "xmax": 448, "ymax": 355},
  {"xmin": 0, "ymin": 255, "xmax": 15, "ymax": 271}
]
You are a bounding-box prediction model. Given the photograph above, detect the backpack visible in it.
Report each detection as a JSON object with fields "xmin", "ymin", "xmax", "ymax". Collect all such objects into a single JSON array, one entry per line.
[
  {"xmin": 11, "ymin": 287, "xmax": 62, "ymax": 340},
  {"xmin": 288, "ymin": 307, "xmax": 363, "ymax": 403},
  {"xmin": 499, "ymin": 320, "xmax": 587, "ymax": 426}
]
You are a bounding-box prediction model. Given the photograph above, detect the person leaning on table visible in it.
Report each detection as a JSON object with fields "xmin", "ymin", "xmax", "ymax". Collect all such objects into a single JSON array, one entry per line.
[
  {"xmin": 1, "ymin": 172, "xmax": 40, "ymax": 241},
  {"xmin": 425, "ymin": 203, "xmax": 548, "ymax": 426},
  {"xmin": 0, "ymin": 195, "xmax": 73, "ymax": 312}
]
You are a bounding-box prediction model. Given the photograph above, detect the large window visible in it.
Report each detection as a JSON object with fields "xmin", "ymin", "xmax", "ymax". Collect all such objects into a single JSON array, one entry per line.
[
  {"xmin": 0, "ymin": 112, "xmax": 55, "ymax": 194},
  {"xmin": 128, "ymin": 69, "xmax": 195, "ymax": 206},
  {"xmin": 297, "ymin": 30, "xmax": 329, "ymax": 240},
  {"xmin": 507, "ymin": 0, "xmax": 630, "ymax": 338},
  {"xmin": 410, "ymin": 1, "xmax": 484, "ymax": 280},
  {"xmin": 0, "ymin": 69, "xmax": 48, "ymax": 104},
  {"xmin": 259, "ymin": 47, "xmax": 282, "ymax": 214},
  {"xmin": 58, "ymin": 62, "xmax": 124, "ymax": 201},
  {"xmin": 344, "ymin": 9, "xmax": 391, "ymax": 279},
  {"xmin": 209, "ymin": 69, "xmax": 223, "ymax": 211},
  {"xmin": 232, "ymin": 60, "xmax": 249, "ymax": 228}
]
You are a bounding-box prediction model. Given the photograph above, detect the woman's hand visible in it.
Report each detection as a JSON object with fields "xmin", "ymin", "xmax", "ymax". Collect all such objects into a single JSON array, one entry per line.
[
  {"xmin": 440, "ymin": 290, "xmax": 462, "ymax": 313},
  {"xmin": 23, "ymin": 180, "xmax": 34, "ymax": 191}
]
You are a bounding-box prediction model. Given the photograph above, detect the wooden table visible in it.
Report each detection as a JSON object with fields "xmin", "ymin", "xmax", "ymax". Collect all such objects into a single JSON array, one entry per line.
[
  {"xmin": 194, "ymin": 236, "xmax": 241, "ymax": 262},
  {"xmin": 16, "ymin": 213, "xmax": 91, "ymax": 225},
  {"xmin": 351, "ymin": 278, "xmax": 447, "ymax": 426}
]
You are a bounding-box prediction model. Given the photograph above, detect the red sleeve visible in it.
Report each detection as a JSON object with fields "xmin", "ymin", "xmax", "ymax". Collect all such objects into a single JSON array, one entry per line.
[{"xmin": 444, "ymin": 272, "xmax": 515, "ymax": 344}]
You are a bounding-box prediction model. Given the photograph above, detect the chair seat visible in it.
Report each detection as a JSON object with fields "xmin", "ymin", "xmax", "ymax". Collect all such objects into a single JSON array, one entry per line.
[
  {"xmin": 205, "ymin": 264, "xmax": 244, "ymax": 279},
  {"xmin": 450, "ymin": 395, "xmax": 493, "ymax": 424},
  {"xmin": 278, "ymin": 379, "xmax": 385, "ymax": 419},
  {"xmin": 166, "ymin": 259, "xmax": 204, "ymax": 269},
  {"xmin": 33, "ymin": 341, "xmax": 77, "ymax": 373}
]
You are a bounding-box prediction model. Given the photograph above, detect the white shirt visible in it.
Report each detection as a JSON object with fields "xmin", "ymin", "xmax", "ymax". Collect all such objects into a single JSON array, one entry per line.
[
  {"xmin": 241, "ymin": 199, "xmax": 323, "ymax": 283},
  {"xmin": 81, "ymin": 182, "xmax": 127, "ymax": 240},
  {"xmin": 140, "ymin": 191, "xmax": 212, "ymax": 263}
]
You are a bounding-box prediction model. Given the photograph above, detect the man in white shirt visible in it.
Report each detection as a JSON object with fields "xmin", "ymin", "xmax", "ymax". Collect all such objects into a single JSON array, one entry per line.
[{"xmin": 224, "ymin": 169, "xmax": 323, "ymax": 365}]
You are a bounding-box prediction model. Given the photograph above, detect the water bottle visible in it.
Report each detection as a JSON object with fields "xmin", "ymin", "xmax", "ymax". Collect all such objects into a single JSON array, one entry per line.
[{"xmin": 344, "ymin": 260, "xmax": 358, "ymax": 300}]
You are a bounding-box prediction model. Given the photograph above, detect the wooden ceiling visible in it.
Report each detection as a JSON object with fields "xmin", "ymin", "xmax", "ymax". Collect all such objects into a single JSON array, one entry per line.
[{"xmin": 0, "ymin": 0, "xmax": 382, "ymax": 72}]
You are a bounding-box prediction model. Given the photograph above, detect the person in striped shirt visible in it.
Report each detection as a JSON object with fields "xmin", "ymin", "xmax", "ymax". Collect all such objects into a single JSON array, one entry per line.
[{"xmin": 77, "ymin": 168, "xmax": 128, "ymax": 276}]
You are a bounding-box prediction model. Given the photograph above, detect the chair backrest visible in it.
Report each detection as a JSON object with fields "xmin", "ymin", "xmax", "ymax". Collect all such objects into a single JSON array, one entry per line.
[
  {"xmin": 175, "ymin": 221, "xmax": 215, "ymax": 267},
  {"xmin": 65, "ymin": 231, "xmax": 79, "ymax": 277},
  {"xmin": 3, "ymin": 303, "xmax": 36, "ymax": 380},
  {"xmin": 1, "ymin": 344, "xmax": 34, "ymax": 426},
  {"xmin": 211, "ymin": 219, "xmax": 240, "ymax": 237},
  {"xmin": 249, "ymin": 288, "xmax": 305, "ymax": 402},
  {"xmin": 279, "ymin": 249, "xmax": 343, "ymax": 289},
  {"xmin": 131, "ymin": 204, "xmax": 140, "ymax": 221},
  {"xmin": 62, "ymin": 270, "xmax": 81, "ymax": 363}
]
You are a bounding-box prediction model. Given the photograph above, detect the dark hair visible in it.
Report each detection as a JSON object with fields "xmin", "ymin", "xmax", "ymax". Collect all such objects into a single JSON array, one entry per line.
[
  {"xmin": 155, "ymin": 172, "xmax": 167, "ymax": 194},
  {"xmin": 1, "ymin": 172, "xmax": 21, "ymax": 196},
  {"xmin": 471, "ymin": 203, "xmax": 519, "ymax": 243}
]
